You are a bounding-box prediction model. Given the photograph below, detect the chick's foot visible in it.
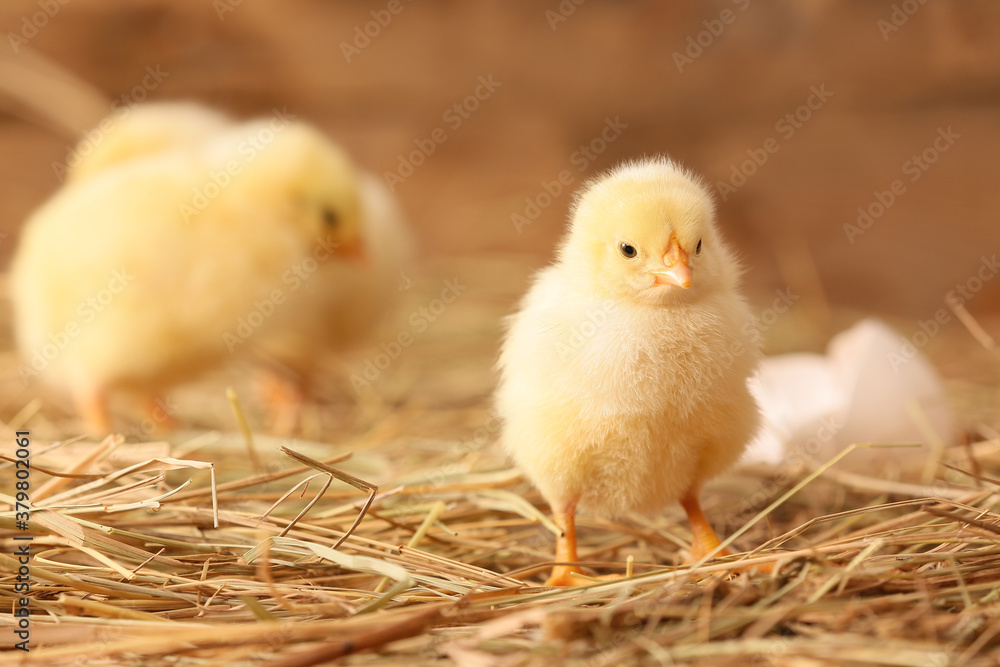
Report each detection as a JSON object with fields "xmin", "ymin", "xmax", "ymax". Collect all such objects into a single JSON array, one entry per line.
[
  {"xmin": 258, "ymin": 370, "xmax": 305, "ymax": 436},
  {"xmin": 544, "ymin": 565, "xmax": 621, "ymax": 587},
  {"xmin": 681, "ymin": 491, "xmax": 773, "ymax": 574},
  {"xmin": 542, "ymin": 502, "xmax": 622, "ymax": 586},
  {"xmin": 141, "ymin": 395, "xmax": 177, "ymax": 434},
  {"xmin": 76, "ymin": 390, "xmax": 111, "ymax": 436}
]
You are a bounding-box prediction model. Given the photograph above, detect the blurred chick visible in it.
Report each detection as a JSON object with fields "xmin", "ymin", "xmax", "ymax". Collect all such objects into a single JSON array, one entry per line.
[
  {"xmin": 59, "ymin": 101, "xmax": 414, "ymax": 434},
  {"xmin": 11, "ymin": 117, "xmax": 364, "ymax": 434},
  {"xmin": 496, "ymin": 157, "xmax": 760, "ymax": 586},
  {"xmin": 66, "ymin": 102, "xmax": 232, "ymax": 182},
  {"xmin": 253, "ymin": 170, "xmax": 416, "ymax": 434}
]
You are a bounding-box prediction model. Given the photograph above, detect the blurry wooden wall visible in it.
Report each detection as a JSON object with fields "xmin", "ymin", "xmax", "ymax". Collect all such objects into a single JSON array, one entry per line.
[{"xmin": 1, "ymin": 0, "xmax": 998, "ymax": 318}]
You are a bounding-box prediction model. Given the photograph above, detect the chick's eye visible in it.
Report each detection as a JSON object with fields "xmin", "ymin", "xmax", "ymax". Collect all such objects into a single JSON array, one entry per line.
[
  {"xmin": 322, "ymin": 208, "xmax": 339, "ymax": 227},
  {"xmin": 619, "ymin": 242, "xmax": 637, "ymax": 259},
  {"xmin": 696, "ymin": 239, "xmax": 702, "ymax": 255}
]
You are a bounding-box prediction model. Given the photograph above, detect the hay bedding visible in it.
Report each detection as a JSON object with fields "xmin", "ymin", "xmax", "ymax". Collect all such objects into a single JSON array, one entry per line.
[{"xmin": 1, "ymin": 257, "xmax": 999, "ymax": 666}]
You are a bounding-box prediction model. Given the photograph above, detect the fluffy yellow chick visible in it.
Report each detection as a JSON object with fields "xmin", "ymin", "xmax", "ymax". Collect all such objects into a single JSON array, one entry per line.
[
  {"xmin": 253, "ymin": 170, "xmax": 416, "ymax": 433},
  {"xmin": 496, "ymin": 157, "xmax": 760, "ymax": 586},
  {"xmin": 12, "ymin": 117, "xmax": 364, "ymax": 434},
  {"xmin": 66, "ymin": 102, "xmax": 232, "ymax": 182},
  {"xmin": 53, "ymin": 100, "xmax": 413, "ymax": 434}
]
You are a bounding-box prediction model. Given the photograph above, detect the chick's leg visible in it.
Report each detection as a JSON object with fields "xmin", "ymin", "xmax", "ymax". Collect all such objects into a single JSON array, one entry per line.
[
  {"xmin": 681, "ymin": 492, "xmax": 773, "ymax": 574},
  {"xmin": 141, "ymin": 395, "xmax": 177, "ymax": 434},
  {"xmin": 258, "ymin": 370, "xmax": 305, "ymax": 436},
  {"xmin": 680, "ymin": 491, "xmax": 731, "ymax": 562},
  {"xmin": 76, "ymin": 390, "xmax": 111, "ymax": 436},
  {"xmin": 545, "ymin": 502, "xmax": 589, "ymax": 586}
]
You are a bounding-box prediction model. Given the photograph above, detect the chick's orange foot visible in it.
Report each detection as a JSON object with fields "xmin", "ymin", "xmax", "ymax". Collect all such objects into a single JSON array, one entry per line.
[
  {"xmin": 681, "ymin": 491, "xmax": 773, "ymax": 574},
  {"xmin": 258, "ymin": 370, "xmax": 306, "ymax": 436},
  {"xmin": 681, "ymin": 491, "xmax": 731, "ymax": 562},
  {"xmin": 544, "ymin": 565, "xmax": 590, "ymax": 587},
  {"xmin": 76, "ymin": 390, "xmax": 111, "ymax": 436},
  {"xmin": 544, "ymin": 565, "xmax": 621, "ymax": 587},
  {"xmin": 140, "ymin": 395, "xmax": 178, "ymax": 434}
]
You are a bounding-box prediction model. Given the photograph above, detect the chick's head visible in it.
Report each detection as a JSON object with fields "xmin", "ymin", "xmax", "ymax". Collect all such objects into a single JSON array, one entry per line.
[
  {"xmin": 560, "ymin": 157, "xmax": 736, "ymax": 306},
  {"xmin": 67, "ymin": 102, "xmax": 233, "ymax": 183},
  {"xmin": 235, "ymin": 121, "xmax": 365, "ymax": 259}
]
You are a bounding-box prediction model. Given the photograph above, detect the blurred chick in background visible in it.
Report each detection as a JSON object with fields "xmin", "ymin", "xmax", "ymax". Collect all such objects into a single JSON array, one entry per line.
[
  {"xmin": 497, "ymin": 158, "xmax": 760, "ymax": 586},
  {"xmin": 253, "ymin": 170, "xmax": 416, "ymax": 434},
  {"xmin": 66, "ymin": 102, "xmax": 232, "ymax": 182},
  {"xmin": 11, "ymin": 112, "xmax": 365, "ymax": 434},
  {"xmin": 56, "ymin": 102, "xmax": 414, "ymax": 434}
]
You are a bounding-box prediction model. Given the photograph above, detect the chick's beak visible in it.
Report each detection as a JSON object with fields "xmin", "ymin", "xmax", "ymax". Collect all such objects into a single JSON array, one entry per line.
[
  {"xmin": 337, "ymin": 237, "xmax": 367, "ymax": 263},
  {"xmin": 650, "ymin": 240, "xmax": 692, "ymax": 289}
]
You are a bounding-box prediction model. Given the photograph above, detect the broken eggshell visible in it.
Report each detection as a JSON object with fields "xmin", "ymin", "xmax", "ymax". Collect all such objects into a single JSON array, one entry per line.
[{"xmin": 744, "ymin": 318, "xmax": 954, "ymax": 474}]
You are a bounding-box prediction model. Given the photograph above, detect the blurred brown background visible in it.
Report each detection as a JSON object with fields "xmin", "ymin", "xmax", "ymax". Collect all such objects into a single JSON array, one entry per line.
[{"xmin": 1, "ymin": 0, "xmax": 999, "ymax": 321}]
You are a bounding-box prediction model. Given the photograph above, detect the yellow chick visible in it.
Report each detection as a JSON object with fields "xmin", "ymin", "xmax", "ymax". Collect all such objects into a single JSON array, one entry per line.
[
  {"xmin": 11, "ymin": 117, "xmax": 364, "ymax": 434},
  {"xmin": 66, "ymin": 102, "xmax": 232, "ymax": 182},
  {"xmin": 253, "ymin": 170, "xmax": 416, "ymax": 433},
  {"xmin": 496, "ymin": 157, "xmax": 760, "ymax": 586},
  {"xmin": 52, "ymin": 100, "xmax": 413, "ymax": 434}
]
